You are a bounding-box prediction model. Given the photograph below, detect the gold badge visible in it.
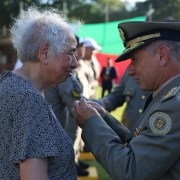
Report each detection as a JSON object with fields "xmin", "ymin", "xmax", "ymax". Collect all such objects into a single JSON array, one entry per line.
[
  {"xmin": 71, "ymin": 90, "xmax": 80, "ymax": 98},
  {"xmin": 118, "ymin": 28, "xmax": 125, "ymax": 42},
  {"xmin": 149, "ymin": 112, "xmax": 171, "ymax": 135}
]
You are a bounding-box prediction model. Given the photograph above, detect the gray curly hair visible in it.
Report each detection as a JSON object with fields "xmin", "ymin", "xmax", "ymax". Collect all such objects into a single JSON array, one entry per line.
[{"xmin": 10, "ymin": 6, "xmax": 81, "ymax": 62}]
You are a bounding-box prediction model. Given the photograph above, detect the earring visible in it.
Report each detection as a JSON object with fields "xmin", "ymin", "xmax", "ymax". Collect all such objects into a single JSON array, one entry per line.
[{"xmin": 45, "ymin": 60, "xmax": 48, "ymax": 64}]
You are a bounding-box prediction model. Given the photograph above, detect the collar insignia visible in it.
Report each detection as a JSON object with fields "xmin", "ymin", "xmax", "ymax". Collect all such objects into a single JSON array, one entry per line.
[{"xmin": 161, "ymin": 87, "xmax": 180, "ymax": 101}]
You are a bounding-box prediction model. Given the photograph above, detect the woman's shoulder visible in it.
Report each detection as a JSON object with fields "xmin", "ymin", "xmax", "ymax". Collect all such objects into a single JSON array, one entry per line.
[{"xmin": 0, "ymin": 71, "xmax": 43, "ymax": 102}]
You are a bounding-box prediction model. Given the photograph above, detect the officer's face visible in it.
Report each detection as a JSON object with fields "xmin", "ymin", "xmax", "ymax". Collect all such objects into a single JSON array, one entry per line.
[{"xmin": 128, "ymin": 44, "xmax": 160, "ymax": 91}]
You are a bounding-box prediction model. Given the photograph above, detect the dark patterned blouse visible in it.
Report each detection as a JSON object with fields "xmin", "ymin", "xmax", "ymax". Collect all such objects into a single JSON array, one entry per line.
[{"xmin": 0, "ymin": 71, "xmax": 77, "ymax": 180}]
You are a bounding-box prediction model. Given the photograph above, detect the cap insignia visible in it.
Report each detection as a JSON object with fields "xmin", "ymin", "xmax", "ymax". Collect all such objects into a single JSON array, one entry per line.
[
  {"xmin": 118, "ymin": 28, "xmax": 125, "ymax": 43},
  {"xmin": 149, "ymin": 112, "xmax": 171, "ymax": 135}
]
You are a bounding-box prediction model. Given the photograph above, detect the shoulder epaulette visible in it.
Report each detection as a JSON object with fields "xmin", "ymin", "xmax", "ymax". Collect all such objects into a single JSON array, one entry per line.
[{"xmin": 161, "ymin": 86, "xmax": 180, "ymax": 102}]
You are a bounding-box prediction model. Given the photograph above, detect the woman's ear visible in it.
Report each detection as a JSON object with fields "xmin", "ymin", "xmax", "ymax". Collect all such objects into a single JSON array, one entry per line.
[
  {"xmin": 158, "ymin": 46, "xmax": 170, "ymax": 67},
  {"xmin": 38, "ymin": 43, "xmax": 49, "ymax": 65}
]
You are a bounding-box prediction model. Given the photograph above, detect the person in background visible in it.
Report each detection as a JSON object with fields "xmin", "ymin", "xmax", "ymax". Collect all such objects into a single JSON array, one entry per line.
[
  {"xmin": 71, "ymin": 21, "xmax": 180, "ymax": 179},
  {"xmin": 74, "ymin": 36, "xmax": 90, "ymax": 98},
  {"xmin": 44, "ymin": 35, "xmax": 89, "ymax": 176},
  {"xmin": 83, "ymin": 37, "xmax": 101, "ymax": 98},
  {"xmin": 100, "ymin": 57, "xmax": 117, "ymax": 97},
  {"xmin": 96, "ymin": 66, "xmax": 151, "ymax": 130},
  {"xmin": 0, "ymin": 6, "xmax": 79, "ymax": 180}
]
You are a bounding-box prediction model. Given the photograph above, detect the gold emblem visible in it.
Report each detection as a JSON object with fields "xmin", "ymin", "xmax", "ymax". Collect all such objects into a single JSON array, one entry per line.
[
  {"xmin": 118, "ymin": 28, "xmax": 125, "ymax": 42},
  {"xmin": 156, "ymin": 119, "xmax": 164, "ymax": 129}
]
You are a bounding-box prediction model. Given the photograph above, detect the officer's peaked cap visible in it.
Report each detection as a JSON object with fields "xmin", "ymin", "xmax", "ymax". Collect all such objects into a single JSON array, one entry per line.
[{"xmin": 115, "ymin": 21, "xmax": 180, "ymax": 62}]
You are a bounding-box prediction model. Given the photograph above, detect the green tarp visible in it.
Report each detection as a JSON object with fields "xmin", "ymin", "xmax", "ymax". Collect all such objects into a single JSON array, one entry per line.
[{"xmin": 77, "ymin": 16, "xmax": 145, "ymax": 55}]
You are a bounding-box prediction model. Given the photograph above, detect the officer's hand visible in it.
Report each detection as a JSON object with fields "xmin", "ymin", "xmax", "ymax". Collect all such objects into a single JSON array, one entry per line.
[
  {"xmin": 86, "ymin": 101, "xmax": 106, "ymax": 118},
  {"xmin": 71, "ymin": 98, "xmax": 101, "ymax": 128}
]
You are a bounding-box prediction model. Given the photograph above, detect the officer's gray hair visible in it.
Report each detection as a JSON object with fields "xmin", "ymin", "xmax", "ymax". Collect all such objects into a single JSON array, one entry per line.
[
  {"xmin": 148, "ymin": 40, "xmax": 180, "ymax": 62},
  {"xmin": 10, "ymin": 6, "xmax": 81, "ymax": 62}
]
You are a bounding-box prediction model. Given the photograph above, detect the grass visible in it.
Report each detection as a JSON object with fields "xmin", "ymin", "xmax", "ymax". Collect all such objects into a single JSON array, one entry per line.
[{"xmin": 83, "ymin": 85, "xmax": 126, "ymax": 180}]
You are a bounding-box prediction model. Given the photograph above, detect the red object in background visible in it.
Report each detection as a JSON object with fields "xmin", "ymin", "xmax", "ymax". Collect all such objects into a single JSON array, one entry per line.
[{"xmin": 95, "ymin": 52, "xmax": 130, "ymax": 84}]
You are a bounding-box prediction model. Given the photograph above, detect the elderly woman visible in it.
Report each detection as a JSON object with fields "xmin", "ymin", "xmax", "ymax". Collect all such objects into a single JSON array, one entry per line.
[{"xmin": 0, "ymin": 7, "xmax": 80, "ymax": 180}]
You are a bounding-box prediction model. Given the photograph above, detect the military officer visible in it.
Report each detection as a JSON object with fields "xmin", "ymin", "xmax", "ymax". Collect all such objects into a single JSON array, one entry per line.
[
  {"xmin": 96, "ymin": 67, "xmax": 151, "ymax": 130},
  {"xmin": 71, "ymin": 21, "xmax": 180, "ymax": 179}
]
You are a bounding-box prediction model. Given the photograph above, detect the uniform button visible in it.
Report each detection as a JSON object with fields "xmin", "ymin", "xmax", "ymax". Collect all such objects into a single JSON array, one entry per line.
[
  {"xmin": 139, "ymin": 109, "xmax": 143, "ymax": 113},
  {"xmin": 142, "ymin": 95, "xmax": 145, "ymax": 99},
  {"xmin": 125, "ymin": 96, "xmax": 130, "ymax": 102}
]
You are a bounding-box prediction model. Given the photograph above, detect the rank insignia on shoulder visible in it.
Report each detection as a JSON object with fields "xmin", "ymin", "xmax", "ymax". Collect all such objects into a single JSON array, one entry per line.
[
  {"xmin": 149, "ymin": 112, "xmax": 172, "ymax": 135},
  {"xmin": 161, "ymin": 86, "xmax": 180, "ymax": 101},
  {"xmin": 71, "ymin": 90, "xmax": 81, "ymax": 98}
]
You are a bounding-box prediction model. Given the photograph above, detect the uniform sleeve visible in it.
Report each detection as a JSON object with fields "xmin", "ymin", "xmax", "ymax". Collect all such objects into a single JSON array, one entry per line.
[
  {"xmin": 10, "ymin": 92, "xmax": 62, "ymax": 163},
  {"xmin": 103, "ymin": 112, "xmax": 129, "ymax": 142},
  {"xmin": 82, "ymin": 96, "xmax": 180, "ymax": 180}
]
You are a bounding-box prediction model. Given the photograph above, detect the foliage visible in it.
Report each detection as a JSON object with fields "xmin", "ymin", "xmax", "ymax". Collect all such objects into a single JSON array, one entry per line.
[
  {"xmin": 1, "ymin": 0, "xmax": 180, "ymax": 30},
  {"xmin": 132, "ymin": 0, "xmax": 180, "ymax": 21},
  {"xmin": 0, "ymin": 0, "xmax": 39, "ymax": 28},
  {"xmin": 0, "ymin": 0, "xmax": 128, "ymax": 28}
]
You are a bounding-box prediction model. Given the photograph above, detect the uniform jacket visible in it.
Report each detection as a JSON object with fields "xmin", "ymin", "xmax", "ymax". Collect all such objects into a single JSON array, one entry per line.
[{"xmin": 82, "ymin": 75, "xmax": 180, "ymax": 180}]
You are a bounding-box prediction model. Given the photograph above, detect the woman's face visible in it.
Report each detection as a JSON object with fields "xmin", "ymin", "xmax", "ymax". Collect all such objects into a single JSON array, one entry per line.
[{"xmin": 46, "ymin": 36, "xmax": 78, "ymax": 86}]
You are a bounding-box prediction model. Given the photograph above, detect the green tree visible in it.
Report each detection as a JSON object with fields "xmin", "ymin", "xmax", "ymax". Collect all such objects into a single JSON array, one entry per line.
[
  {"xmin": 41, "ymin": 0, "xmax": 128, "ymax": 23},
  {"xmin": 132, "ymin": 0, "xmax": 180, "ymax": 21},
  {"xmin": 0, "ymin": 0, "xmax": 39, "ymax": 29}
]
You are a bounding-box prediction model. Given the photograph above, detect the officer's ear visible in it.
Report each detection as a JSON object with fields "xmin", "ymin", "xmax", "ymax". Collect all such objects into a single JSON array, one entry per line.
[{"xmin": 157, "ymin": 45, "xmax": 170, "ymax": 67}]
